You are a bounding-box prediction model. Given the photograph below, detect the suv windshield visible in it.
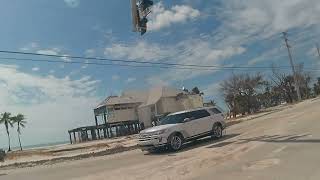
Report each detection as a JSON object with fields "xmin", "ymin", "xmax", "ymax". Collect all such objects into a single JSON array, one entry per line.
[{"xmin": 160, "ymin": 113, "xmax": 186, "ymax": 125}]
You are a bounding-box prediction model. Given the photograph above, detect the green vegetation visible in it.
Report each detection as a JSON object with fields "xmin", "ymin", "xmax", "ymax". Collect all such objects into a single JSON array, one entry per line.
[
  {"xmin": 220, "ymin": 65, "xmax": 319, "ymax": 118},
  {"xmin": 12, "ymin": 114, "xmax": 27, "ymax": 151},
  {"xmin": 0, "ymin": 113, "xmax": 26, "ymax": 152}
]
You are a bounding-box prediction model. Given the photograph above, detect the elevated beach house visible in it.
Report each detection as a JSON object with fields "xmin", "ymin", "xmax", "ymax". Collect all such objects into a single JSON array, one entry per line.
[
  {"xmin": 95, "ymin": 86, "xmax": 203, "ymax": 128},
  {"xmin": 68, "ymin": 86, "xmax": 203, "ymax": 143}
]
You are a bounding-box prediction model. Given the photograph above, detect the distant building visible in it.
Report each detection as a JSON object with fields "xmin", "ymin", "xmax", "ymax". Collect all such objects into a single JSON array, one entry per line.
[{"xmin": 94, "ymin": 86, "xmax": 204, "ymax": 128}]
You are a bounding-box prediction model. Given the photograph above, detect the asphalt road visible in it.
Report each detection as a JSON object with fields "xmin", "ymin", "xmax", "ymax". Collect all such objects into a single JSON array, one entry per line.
[{"xmin": 1, "ymin": 98, "xmax": 320, "ymax": 180}]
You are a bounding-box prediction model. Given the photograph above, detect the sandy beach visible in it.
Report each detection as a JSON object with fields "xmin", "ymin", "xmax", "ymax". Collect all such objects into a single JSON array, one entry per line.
[{"xmin": 0, "ymin": 135, "xmax": 138, "ymax": 169}]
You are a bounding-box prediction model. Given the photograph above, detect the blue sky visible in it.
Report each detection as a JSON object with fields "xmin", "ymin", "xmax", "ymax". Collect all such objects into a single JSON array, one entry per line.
[{"xmin": 0, "ymin": 0, "xmax": 320, "ymax": 148}]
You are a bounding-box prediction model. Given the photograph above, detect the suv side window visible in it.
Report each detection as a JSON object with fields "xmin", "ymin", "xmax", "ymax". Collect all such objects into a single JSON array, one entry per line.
[
  {"xmin": 182, "ymin": 112, "xmax": 194, "ymax": 120},
  {"xmin": 190, "ymin": 110, "xmax": 210, "ymax": 120},
  {"xmin": 209, "ymin": 108, "xmax": 222, "ymax": 114}
]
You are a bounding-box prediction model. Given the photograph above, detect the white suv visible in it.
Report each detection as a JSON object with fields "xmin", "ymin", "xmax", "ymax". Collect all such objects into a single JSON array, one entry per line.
[{"xmin": 138, "ymin": 107, "xmax": 226, "ymax": 151}]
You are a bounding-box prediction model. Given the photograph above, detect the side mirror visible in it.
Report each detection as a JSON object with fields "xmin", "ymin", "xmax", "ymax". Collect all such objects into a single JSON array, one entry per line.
[{"xmin": 183, "ymin": 118, "xmax": 191, "ymax": 123}]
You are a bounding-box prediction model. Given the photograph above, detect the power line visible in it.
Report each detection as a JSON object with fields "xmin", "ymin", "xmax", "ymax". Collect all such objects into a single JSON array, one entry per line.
[
  {"xmin": 0, "ymin": 50, "xmax": 298, "ymax": 70},
  {"xmin": 2, "ymin": 56, "xmax": 320, "ymax": 72},
  {"xmin": 1, "ymin": 50, "xmax": 320, "ymax": 72},
  {"xmin": 0, "ymin": 56, "xmax": 271, "ymax": 71}
]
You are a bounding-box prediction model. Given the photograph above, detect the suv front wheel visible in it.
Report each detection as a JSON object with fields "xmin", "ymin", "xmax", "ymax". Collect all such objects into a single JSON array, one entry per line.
[{"xmin": 168, "ymin": 134, "xmax": 183, "ymax": 151}]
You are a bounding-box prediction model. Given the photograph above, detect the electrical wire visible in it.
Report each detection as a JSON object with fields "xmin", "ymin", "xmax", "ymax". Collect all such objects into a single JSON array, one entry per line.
[{"xmin": 0, "ymin": 50, "xmax": 298, "ymax": 70}]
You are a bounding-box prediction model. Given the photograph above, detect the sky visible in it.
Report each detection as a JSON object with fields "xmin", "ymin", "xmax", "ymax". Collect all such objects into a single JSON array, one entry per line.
[{"xmin": 1, "ymin": 0, "xmax": 320, "ymax": 148}]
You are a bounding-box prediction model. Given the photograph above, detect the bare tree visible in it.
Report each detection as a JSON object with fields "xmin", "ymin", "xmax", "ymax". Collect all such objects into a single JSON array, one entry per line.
[
  {"xmin": 221, "ymin": 73, "xmax": 265, "ymax": 117},
  {"xmin": 271, "ymin": 63, "xmax": 313, "ymax": 102},
  {"xmin": 271, "ymin": 65, "xmax": 296, "ymax": 103},
  {"xmin": 220, "ymin": 73, "xmax": 241, "ymax": 118},
  {"xmin": 313, "ymin": 77, "xmax": 320, "ymax": 96}
]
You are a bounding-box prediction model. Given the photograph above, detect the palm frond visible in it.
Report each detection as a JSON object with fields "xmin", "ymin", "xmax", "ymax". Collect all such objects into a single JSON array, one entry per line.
[
  {"xmin": 8, "ymin": 121, "xmax": 14, "ymax": 128},
  {"xmin": 20, "ymin": 120, "xmax": 27, "ymax": 124},
  {"xmin": 11, "ymin": 114, "xmax": 26, "ymax": 123}
]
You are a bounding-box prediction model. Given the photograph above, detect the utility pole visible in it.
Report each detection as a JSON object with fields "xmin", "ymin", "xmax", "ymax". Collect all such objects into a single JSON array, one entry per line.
[{"xmin": 282, "ymin": 32, "xmax": 301, "ymax": 101}]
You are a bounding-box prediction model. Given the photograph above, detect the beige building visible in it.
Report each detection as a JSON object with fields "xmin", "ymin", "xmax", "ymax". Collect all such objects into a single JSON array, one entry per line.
[
  {"xmin": 138, "ymin": 87, "xmax": 203, "ymax": 127},
  {"xmin": 94, "ymin": 87, "xmax": 204, "ymax": 128}
]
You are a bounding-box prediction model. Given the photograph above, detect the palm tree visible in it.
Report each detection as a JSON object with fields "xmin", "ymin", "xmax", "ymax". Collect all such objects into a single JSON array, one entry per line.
[
  {"xmin": 0, "ymin": 112, "xmax": 13, "ymax": 152},
  {"xmin": 12, "ymin": 114, "xmax": 26, "ymax": 151}
]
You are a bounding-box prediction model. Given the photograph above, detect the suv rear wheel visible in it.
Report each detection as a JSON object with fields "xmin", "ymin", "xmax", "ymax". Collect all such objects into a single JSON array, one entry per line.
[
  {"xmin": 168, "ymin": 134, "xmax": 183, "ymax": 151},
  {"xmin": 212, "ymin": 124, "xmax": 223, "ymax": 139}
]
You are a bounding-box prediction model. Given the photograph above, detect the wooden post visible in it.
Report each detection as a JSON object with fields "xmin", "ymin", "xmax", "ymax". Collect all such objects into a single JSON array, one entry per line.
[
  {"xmin": 128, "ymin": 124, "xmax": 132, "ymax": 135},
  {"xmin": 120, "ymin": 125, "xmax": 124, "ymax": 136},
  {"xmin": 85, "ymin": 131, "xmax": 89, "ymax": 141},
  {"xmin": 116, "ymin": 126, "xmax": 119, "ymax": 137},
  {"xmin": 95, "ymin": 116, "xmax": 98, "ymax": 127},
  {"xmin": 73, "ymin": 132, "xmax": 76, "ymax": 143},
  {"xmin": 137, "ymin": 123, "xmax": 140, "ymax": 131},
  {"xmin": 133, "ymin": 124, "xmax": 136, "ymax": 134},
  {"xmin": 78, "ymin": 131, "xmax": 81, "ymax": 142},
  {"xmin": 97, "ymin": 129, "xmax": 101, "ymax": 139},
  {"xmin": 110, "ymin": 127, "xmax": 113, "ymax": 138},
  {"xmin": 106, "ymin": 126, "xmax": 110, "ymax": 138},
  {"xmin": 69, "ymin": 132, "xmax": 72, "ymax": 144},
  {"xmin": 103, "ymin": 113, "xmax": 107, "ymax": 125},
  {"xmin": 103, "ymin": 128, "xmax": 107, "ymax": 138},
  {"xmin": 91, "ymin": 129, "xmax": 97, "ymax": 140},
  {"xmin": 126, "ymin": 124, "xmax": 129, "ymax": 135}
]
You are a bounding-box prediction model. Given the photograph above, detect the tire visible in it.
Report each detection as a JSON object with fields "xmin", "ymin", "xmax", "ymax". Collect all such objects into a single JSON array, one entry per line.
[
  {"xmin": 168, "ymin": 134, "xmax": 183, "ymax": 151},
  {"xmin": 146, "ymin": 148, "xmax": 159, "ymax": 154},
  {"xmin": 212, "ymin": 124, "xmax": 223, "ymax": 139}
]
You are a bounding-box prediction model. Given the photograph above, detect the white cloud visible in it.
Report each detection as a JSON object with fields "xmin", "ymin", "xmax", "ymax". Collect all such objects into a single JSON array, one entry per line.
[
  {"xmin": 148, "ymin": 2, "xmax": 200, "ymax": 31},
  {"xmin": 37, "ymin": 48, "xmax": 72, "ymax": 62},
  {"xmin": 247, "ymin": 46, "xmax": 287, "ymax": 66},
  {"xmin": 0, "ymin": 66, "xmax": 99, "ymax": 102},
  {"xmin": 145, "ymin": 39, "xmax": 245, "ymax": 84},
  {"xmin": 126, "ymin": 77, "xmax": 136, "ymax": 83},
  {"xmin": 218, "ymin": 0, "xmax": 320, "ymax": 40},
  {"xmin": 194, "ymin": 0, "xmax": 320, "ymax": 67},
  {"xmin": 112, "ymin": 75, "xmax": 120, "ymax": 81},
  {"xmin": 85, "ymin": 49, "xmax": 95, "ymax": 57},
  {"xmin": 105, "ymin": 38, "xmax": 246, "ymax": 84},
  {"xmin": 21, "ymin": 44, "xmax": 71, "ymax": 62},
  {"xmin": 21, "ymin": 44, "xmax": 71, "ymax": 63},
  {"xmin": 32, "ymin": 67, "xmax": 39, "ymax": 71},
  {"xmin": 64, "ymin": 0, "xmax": 80, "ymax": 8},
  {"xmin": 37, "ymin": 48, "xmax": 59, "ymax": 56},
  {"xmin": 0, "ymin": 65, "xmax": 100, "ymax": 147},
  {"xmin": 61, "ymin": 54, "xmax": 72, "ymax": 62},
  {"xmin": 104, "ymin": 41, "xmax": 174, "ymax": 61},
  {"xmin": 81, "ymin": 49, "xmax": 95, "ymax": 69},
  {"xmin": 20, "ymin": 42, "xmax": 39, "ymax": 51},
  {"xmin": 81, "ymin": 60, "xmax": 89, "ymax": 69}
]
